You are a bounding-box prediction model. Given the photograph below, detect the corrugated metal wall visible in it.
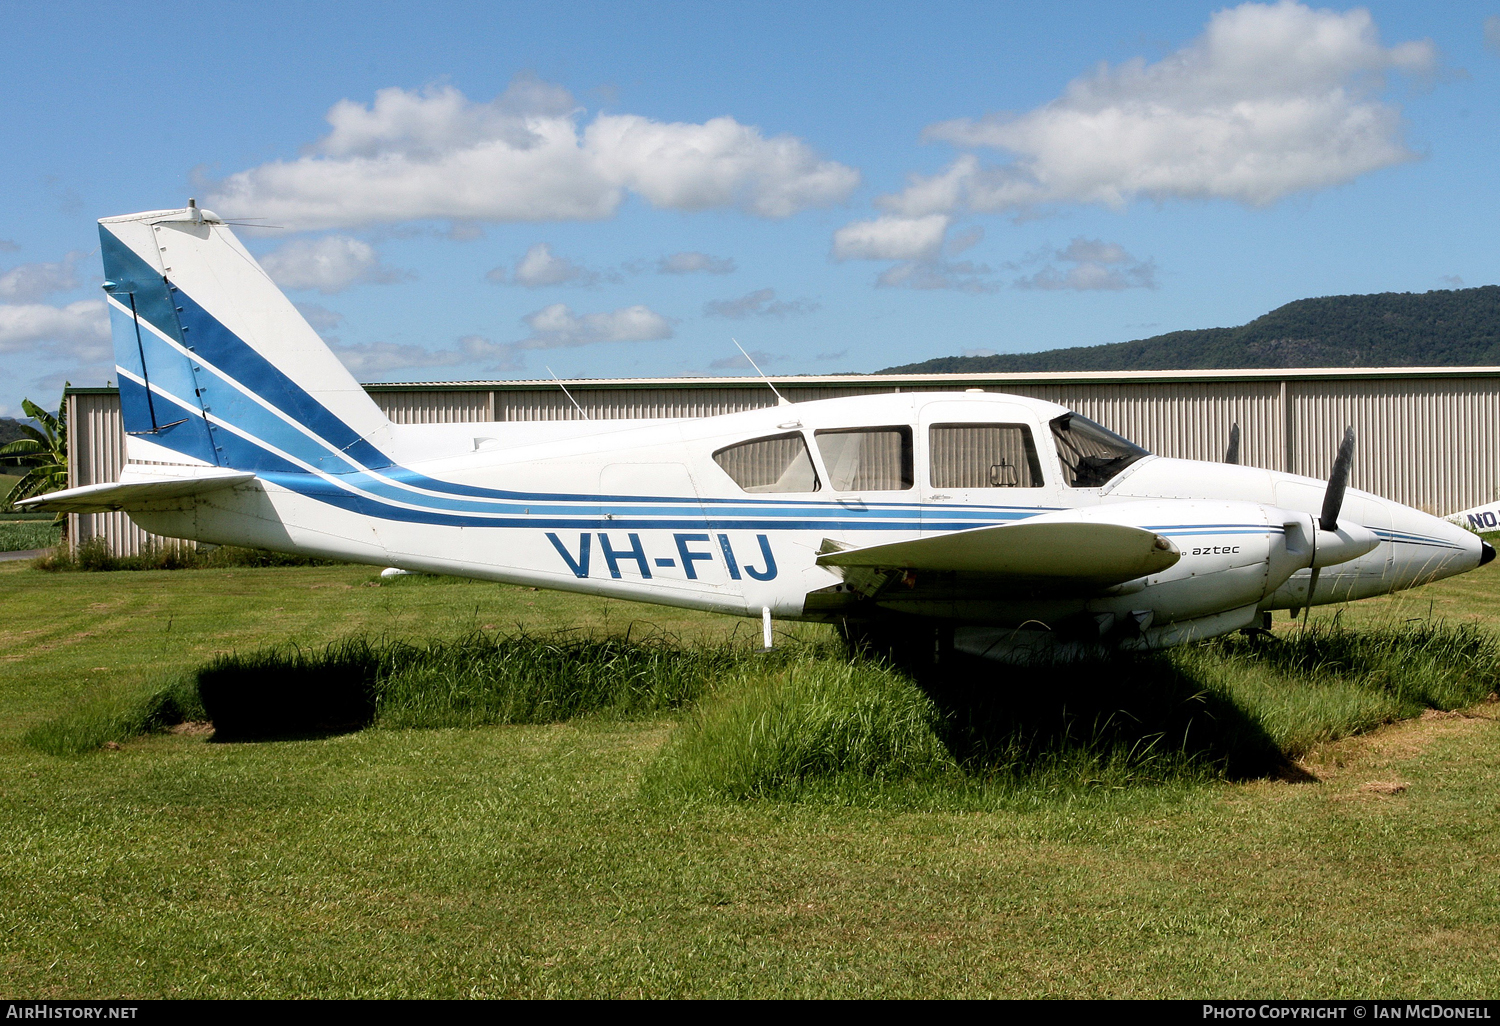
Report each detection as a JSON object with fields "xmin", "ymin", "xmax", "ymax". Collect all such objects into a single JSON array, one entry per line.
[
  {"xmin": 1287, "ymin": 376, "xmax": 1500, "ymax": 515},
  {"xmin": 495, "ymin": 386, "xmax": 775, "ymax": 421},
  {"xmin": 376, "ymin": 390, "xmax": 493, "ymax": 424},
  {"xmin": 65, "ymin": 372, "xmax": 1500, "ymax": 555},
  {"xmin": 66, "ymin": 391, "xmax": 173, "ymax": 556},
  {"xmin": 481, "ymin": 383, "xmax": 900, "ymax": 421},
  {"xmin": 954, "ymin": 380, "xmax": 1287, "ymax": 471}
]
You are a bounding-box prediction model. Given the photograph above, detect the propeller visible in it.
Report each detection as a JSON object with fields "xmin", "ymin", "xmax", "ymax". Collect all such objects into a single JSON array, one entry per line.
[
  {"xmin": 1224, "ymin": 423, "xmax": 1241, "ymax": 464},
  {"xmin": 1319, "ymin": 426, "xmax": 1356, "ymax": 532},
  {"xmin": 1304, "ymin": 426, "xmax": 1356, "ymax": 624}
]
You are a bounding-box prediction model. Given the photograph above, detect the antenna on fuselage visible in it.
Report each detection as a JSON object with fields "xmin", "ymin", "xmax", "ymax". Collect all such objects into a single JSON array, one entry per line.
[
  {"xmin": 732, "ymin": 338, "xmax": 791, "ymax": 407},
  {"xmin": 545, "ymin": 366, "xmax": 589, "ymax": 420}
]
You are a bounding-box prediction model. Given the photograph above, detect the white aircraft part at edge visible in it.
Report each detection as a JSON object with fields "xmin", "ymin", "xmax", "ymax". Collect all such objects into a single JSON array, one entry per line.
[
  {"xmin": 21, "ymin": 205, "xmax": 1494, "ymax": 655},
  {"xmin": 1449, "ymin": 500, "xmax": 1500, "ymax": 534}
]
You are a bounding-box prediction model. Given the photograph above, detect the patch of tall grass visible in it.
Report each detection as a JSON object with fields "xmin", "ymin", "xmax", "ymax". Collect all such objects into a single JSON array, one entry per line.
[
  {"xmin": 645, "ymin": 650, "xmax": 1255, "ymax": 805},
  {"xmin": 372, "ymin": 632, "xmax": 743, "ymax": 729},
  {"xmin": 28, "ymin": 629, "xmax": 741, "ymax": 751},
  {"xmin": 1193, "ymin": 620, "xmax": 1500, "ymax": 758},
  {"xmin": 196, "ymin": 630, "xmax": 747, "ymax": 739},
  {"xmin": 648, "ymin": 620, "xmax": 1500, "ymax": 804},
  {"xmin": 644, "ymin": 659, "xmax": 960, "ymax": 802},
  {"xmin": 27, "ymin": 614, "xmax": 1500, "ymax": 809},
  {"xmin": 22, "ymin": 673, "xmax": 205, "ymax": 756}
]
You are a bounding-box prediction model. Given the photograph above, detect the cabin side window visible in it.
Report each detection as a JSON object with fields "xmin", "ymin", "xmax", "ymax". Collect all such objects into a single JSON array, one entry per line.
[
  {"xmin": 929, "ymin": 424, "xmax": 1045, "ymax": 488},
  {"xmin": 1049, "ymin": 412, "xmax": 1149, "ymax": 487},
  {"xmin": 814, "ymin": 426, "xmax": 914, "ymax": 491},
  {"xmin": 712, "ymin": 432, "xmax": 820, "ymax": 493}
]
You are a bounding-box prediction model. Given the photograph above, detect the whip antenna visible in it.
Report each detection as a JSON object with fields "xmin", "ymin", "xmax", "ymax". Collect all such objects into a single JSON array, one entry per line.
[
  {"xmin": 545, "ymin": 366, "xmax": 588, "ymax": 419},
  {"xmin": 732, "ymin": 338, "xmax": 790, "ymax": 407}
]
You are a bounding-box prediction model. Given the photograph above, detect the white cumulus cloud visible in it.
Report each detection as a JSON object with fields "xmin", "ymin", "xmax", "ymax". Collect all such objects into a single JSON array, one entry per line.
[
  {"xmin": 516, "ymin": 303, "xmax": 675, "ymax": 349},
  {"xmin": 0, "ymin": 253, "xmax": 84, "ymax": 303},
  {"xmin": 658, "ymin": 251, "xmax": 736, "ymax": 275},
  {"xmin": 0, "ymin": 300, "xmax": 111, "ymax": 358},
  {"xmin": 206, "ymin": 77, "xmax": 859, "ymax": 229},
  {"xmin": 831, "ymin": 214, "xmax": 950, "ymax": 262},
  {"xmin": 331, "ymin": 304, "xmax": 670, "ymax": 378},
  {"xmin": 260, "ymin": 236, "xmax": 407, "ymax": 294},
  {"xmin": 489, "ymin": 243, "xmax": 602, "ymax": 287},
  {"xmin": 881, "ymin": 1, "xmax": 1435, "ymax": 216}
]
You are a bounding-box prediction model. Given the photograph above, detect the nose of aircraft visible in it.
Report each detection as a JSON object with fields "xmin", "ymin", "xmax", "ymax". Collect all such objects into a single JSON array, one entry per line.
[
  {"xmin": 1421, "ymin": 508, "xmax": 1490, "ymax": 577},
  {"xmin": 1375, "ymin": 499, "xmax": 1491, "ymax": 587}
]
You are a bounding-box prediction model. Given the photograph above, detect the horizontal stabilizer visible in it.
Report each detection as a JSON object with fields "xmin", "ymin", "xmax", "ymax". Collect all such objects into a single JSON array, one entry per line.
[
  {"xmin": 817, "ymin": 520, "xmax": 1179, "ymax": 588},
  {"xmin": 19, "ymin": 468, "xmax": 255, "ymax": 513}
]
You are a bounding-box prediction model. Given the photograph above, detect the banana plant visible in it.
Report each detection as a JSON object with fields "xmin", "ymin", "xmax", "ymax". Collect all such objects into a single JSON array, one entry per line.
[{"xmin": 1, "ymin": 390, "xmax": 68, "ymax": 524}]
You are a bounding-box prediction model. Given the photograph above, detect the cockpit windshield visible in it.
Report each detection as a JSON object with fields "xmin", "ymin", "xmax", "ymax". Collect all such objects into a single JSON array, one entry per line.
[{"xmin": 1049, "ymin": 412, "xmax": 1149, "ymax": 487}]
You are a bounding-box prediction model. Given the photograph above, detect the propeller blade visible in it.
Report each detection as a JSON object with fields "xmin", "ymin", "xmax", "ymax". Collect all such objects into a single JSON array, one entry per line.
[
  {"xmin": 1224, "ymin": 423, "xmax": 1241, "ymax": 464},
  {"xmin": 1303, "ymin": 566, "xmax": 1319, "ymax": 626},
  {"xmin": 1319, "ymin": 426, "xmax": 1356, "ymax": 532}
]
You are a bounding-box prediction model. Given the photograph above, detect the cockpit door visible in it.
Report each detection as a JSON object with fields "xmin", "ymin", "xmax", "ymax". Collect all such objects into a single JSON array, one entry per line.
[{"xmin": 919, "ymin": 400, "xmax": 1060, "ymax": 538}]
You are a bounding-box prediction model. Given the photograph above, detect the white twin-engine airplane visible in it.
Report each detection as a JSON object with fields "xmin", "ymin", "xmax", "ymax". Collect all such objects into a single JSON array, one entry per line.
[{"xmin": 25, "ymin": 205, "xmax": 1494, "ymax": 656}]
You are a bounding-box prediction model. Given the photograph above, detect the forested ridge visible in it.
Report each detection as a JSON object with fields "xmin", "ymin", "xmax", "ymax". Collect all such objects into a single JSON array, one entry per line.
[
  {"xmin": 880, "ymin": 286, "xmax": 1500, "ymax": 374},
  {"xmin": 0, "ymin": 418, "xmax": 34, "ymax": 447}
]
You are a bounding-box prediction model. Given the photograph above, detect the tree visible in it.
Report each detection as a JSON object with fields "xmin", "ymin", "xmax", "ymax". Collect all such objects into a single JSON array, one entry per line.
[{"xmin": 1, "ymin": 390, "xmax": 68, "ymax": 524}]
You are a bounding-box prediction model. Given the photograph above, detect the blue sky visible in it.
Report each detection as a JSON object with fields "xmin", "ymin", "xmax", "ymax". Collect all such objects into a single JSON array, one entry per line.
[{"xmin": 2, "ymin": 0, "xmax": 1498, "ymax": 415}]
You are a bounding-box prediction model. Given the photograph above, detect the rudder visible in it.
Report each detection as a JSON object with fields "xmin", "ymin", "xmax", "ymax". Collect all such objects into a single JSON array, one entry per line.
[{"xmin": 100, "ymin": 205, "xmax": 394, "ymax": 474}]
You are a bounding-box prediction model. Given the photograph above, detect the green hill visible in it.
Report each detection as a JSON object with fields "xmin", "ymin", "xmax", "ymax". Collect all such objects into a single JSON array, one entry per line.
[
  {"xmin": 880, "ymin": 286, "xmax": 1500, "ymax": 374},
  {"xmin": 0, "ymin": 418, "xmax": 34, "ymax": 447}
]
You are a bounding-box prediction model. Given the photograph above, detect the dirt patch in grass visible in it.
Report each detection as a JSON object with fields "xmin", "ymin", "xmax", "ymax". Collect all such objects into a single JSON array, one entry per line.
[
  {"xmin": 170, "ymin": 721, "xmax": 215, "ymax": 737},
  {"xmin": 1297, "ymin": 705, "xmax": 1495, "ymax": 786},
  {"xmin": 1358, "ymin": 780, "xmax": 1410, "ymax": 795}
]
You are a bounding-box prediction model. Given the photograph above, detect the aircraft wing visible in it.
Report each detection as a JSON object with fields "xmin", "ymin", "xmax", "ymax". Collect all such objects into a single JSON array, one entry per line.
[
  {"xmin": 816, "ymin": 520, "xmax": 1179, "ymax": 589},
  {"xmin": 18, "ymin": 469, "xmax": 256, "ymax": 513}
]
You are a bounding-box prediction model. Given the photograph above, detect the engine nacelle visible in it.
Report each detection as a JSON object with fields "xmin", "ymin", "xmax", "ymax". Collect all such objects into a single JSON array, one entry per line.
[
  {"xmin": 1310, "ymin": 523, "xmax": 1380, "ymax": 569},
  {"xmin": 1078, "ymin": 500, "xmax": 1320, "ymax": 628},
  {"xmin": 860, "ymin": 499, "xmax": 1387, "ymax": 647}
]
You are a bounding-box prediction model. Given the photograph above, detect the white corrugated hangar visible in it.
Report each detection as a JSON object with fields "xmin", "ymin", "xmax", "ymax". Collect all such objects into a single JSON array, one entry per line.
[{"xmin": 62, "ymin": 366, "xmax": 1500, "ymax": 557}]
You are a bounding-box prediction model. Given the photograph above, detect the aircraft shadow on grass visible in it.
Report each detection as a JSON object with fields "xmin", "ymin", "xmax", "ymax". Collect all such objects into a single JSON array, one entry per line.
[
  {"xmin": 197, "ymin": 632, "xmax": 1303, "ymax": 784},
  {"xmin": 906, "ymin": 648, "xmax": 1301, "ymax": 783},
  {"xmin": 198, "ymin": 653, "xmax": 379, "ymax": 743}
]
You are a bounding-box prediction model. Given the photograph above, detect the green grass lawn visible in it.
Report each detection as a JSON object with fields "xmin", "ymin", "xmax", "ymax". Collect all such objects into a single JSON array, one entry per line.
[{"xmin": 1, "ymin": 559, "xmax": 1498, "ymax": 998}]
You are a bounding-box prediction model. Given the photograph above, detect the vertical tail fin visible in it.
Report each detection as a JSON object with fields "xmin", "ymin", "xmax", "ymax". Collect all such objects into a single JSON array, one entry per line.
[{"xmin": 100, "ymin": 206, "xmax": 393, "ymax": 474}]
